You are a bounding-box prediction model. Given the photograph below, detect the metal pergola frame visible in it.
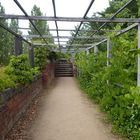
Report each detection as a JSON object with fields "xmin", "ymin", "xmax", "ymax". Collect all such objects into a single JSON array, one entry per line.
[
  {"xmin": 17, "ymin": 27, "xmax": 121, "ymax": 32},
  {"xmin": 1, "ymin": 15, "xmax": 140, "ymax": 23},
  {"xmin": 0, "ymin": 0, "xmax": 140, "ymax": 85},
  {"xmin": 22, "ymin": 35, "xmax": 106, "ymax": 39},
  {"xmin": 0, "ymin": 0, "xmax": 138, "ymax": 48}
]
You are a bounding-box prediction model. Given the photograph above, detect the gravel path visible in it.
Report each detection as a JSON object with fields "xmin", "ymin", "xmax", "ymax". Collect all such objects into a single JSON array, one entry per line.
[{"xmin": 28, "ymin": 77, "xmax": 123, "ymax": 140}]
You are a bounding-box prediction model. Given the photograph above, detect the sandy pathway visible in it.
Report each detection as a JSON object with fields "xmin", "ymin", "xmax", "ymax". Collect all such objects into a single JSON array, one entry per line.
[{"xmin": 29, "ymin": 77, "xmax": 123, "ymax": 140}]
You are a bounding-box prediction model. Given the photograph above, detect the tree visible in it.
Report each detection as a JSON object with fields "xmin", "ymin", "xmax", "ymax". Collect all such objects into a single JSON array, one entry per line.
[
  {"xmin": 29, "ymin": 5, "xmax": 55, "ymax": 69},
  {"xmin": 9, "ymin": 19, "xmax": 19, "ymax": 56},
  {"xmin": 0, "ymin": 3, "xmax": 20, "ymax": 65},
  {"xmin": 0, "ymin": 3, "xmax": 11, "ymax": 65},
  {"xmin": 137, "ymin": 0, "xmax": 140, "ymax": 16},
  {"xmin": 67, "ymin": 0, "xmax": 138, "ymax": 51},
  {"xmin": 29, "ymin": 5, "xmax": 49, "ymax": 36}
]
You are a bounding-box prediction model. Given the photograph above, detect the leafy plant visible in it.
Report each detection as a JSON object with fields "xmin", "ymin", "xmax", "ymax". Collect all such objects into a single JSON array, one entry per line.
[
  {"xmin": 5, "ymin": 54, "xmax": 39, "ymax": 84},
  {"xmin": 0, "ymin": 67, "xmax": 15, "ymax": 92},
  {"xmin": 75, "ymin": 32, "xmax": 140, "ymax": 139},
  {"xmin": 34, "ymin": 47, "xmax": 49, "ymax": 70}
]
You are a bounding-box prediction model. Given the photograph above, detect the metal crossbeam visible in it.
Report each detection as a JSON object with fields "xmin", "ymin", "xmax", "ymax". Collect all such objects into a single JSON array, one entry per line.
[
  {"xmin": 52, "ymin": 0, "xmax": 60, "ymax": 47},
  {"xmin": 13, "ymin": 0, "xmax": 48, "ymax": 45},
  {"xmin": 87, "ymin": 23, "xmax": 138, "ymax": 50},
  {"xmin": 50, "ymin": 48, "xmax": 85, "ymax": 53},
  {"xmin": 33, "ymin": 43, "xmax": 94, "ymax": 47},
  {"xmin": 0, "ymin": 0, "xmax": 137, "ymax": 52},
  {"xmin": 72, "ymin": 0, "xmax": 95, "ymax": 43},
  {"xmin": 88, "ymin": 0, "xmax": 134, "ymax": 39},
  {"xmin": 18, "ymin": 27, "xmax": 120, "ymax": 32},
  {"xmin": 1, "ymin": 14, "xmax": 140, "ymax": 23},
  {"xmin": 49, "ymin": 29, "xmax": 120, "ymax": 32},
  {"xmin": 22, "ymin": 35, "xmax": 105, "ymax": 39},
  {"xmin": 116, "ymin": 23, "xmax": 138, "ymax": 36},
  {"xmin": 87, "ymin": 39, "xmax": 107, "ymax": 50},
  {"xmin": 0, "ymin": 22, "xmax": 31, "ymax": 45},
  {"xmin": 54, "ymin": 39, "xmax": 102, "ymax": 42}
]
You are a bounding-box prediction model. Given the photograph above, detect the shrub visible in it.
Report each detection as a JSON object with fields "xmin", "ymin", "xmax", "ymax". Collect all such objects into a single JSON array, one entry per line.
[
  {"xmin": 5, "ymin": 54, "xmax": 39, "ymax": 85},
  {"xmin": 0, "ymin": 67, "xmax": 15, "ymax": 92},
  {"xmin": 75, "ymin": 33, "xmax": 140, "ymax": 139}
]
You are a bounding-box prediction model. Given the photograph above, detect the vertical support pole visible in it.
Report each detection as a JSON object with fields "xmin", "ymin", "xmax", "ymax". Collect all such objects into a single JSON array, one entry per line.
[
  {"xmin": 14, "ymin": 36, "xmax": 22, "ymax": 55},
  {"xmin": 86, "ymin": 49, "xmax": 89, "ymax": 55},
  {"xmin": 29, "ymin": 45, "xmax": 34, "ymax": 68},
  {"xmin": 94, "ymin": 45, "xmax": 98, "ymax": 55},
  {"xmin": 107, "ymin": 38, "xmax": 112, "ymax": 85},
  {"xmin": 107, "ymin": 38, "xmax": 112, "ymax": 66},
  {"xmin": 137, "ymin": 23, "xmax": 140, "ymax": 86}
]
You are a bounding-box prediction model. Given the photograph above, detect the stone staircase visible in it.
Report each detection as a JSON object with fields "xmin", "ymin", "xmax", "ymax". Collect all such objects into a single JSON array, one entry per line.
[{"xmin": 55, "ymin": 60, "xmax": 73, "ymax": 77}]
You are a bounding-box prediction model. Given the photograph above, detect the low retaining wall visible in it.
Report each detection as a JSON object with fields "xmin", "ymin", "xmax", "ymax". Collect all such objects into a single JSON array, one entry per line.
[
  {"xmin": 42, "ymin": 63, "xmax": 55, "ymax": 87},
  {"xmin": 0, "ymin": 76, "xmax": 42, "ymax": 140},
  {"xmin": 0, "ymin": 63, "xmax": 55, "ymax": 140}
]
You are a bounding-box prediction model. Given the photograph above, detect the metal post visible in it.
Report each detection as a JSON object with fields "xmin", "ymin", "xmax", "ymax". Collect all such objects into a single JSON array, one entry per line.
[
  {"xmin": 94, "ymin": 45, "xmax": 98, "ymax": 54},
  {"xmin": 107, "ymin": 38, "xmax": 112, "ymax": 85},
  {"xmin": 14, "ymin": 36, "xmax": 22, "ymax": 55},
  {"xmin": 29, "ymin": 45, "xmax": 34, "ymax": 67},
  {"xmin": 86, "ymin": 49, "xmax": 89, "ymax": 55},
  {"xmin": 137, "ymin": 23, "xmax": 140, "ymax": 86},
  {"xmin": 107, "ymin": 38, "xmax": 112, "ymax": 66}
]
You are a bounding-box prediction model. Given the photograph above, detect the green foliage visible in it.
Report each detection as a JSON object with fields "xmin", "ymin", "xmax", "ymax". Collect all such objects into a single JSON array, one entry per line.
[
  {"xmin": 68, "ymin": 0, "xmax": 138, "ymax": 48},
  {"xmin": 0, "ymin": 67, "xmax": 15, "ymax": 92},
  {"xmin": 56, "ymin": 52, "xmax": 70, "ymax": 60},
  {"xmin": 5, "ymin": 54, "xmax": 39, "ymax": 85},
  {"xmin": 75, "ymin": 32, "xmax": 140, "ymax": 139},
  {"xmin": 73, "ymin": 1, "xmax": 139, "ymax": 138},
  {"xmin": 137, "ymin": 0, "xmax": 140, "ymax": 16},
  {"xmin": 0, "ymin": 3, "xmax": 17, "ymax": 65},
  {"xmin": 29, "ymin": 4, "xmax": 54, "ymax": 44},
  {"xmin": 29, "ymin": 5, "xmax": 55, "ymax": 69},
  {"xmin": 34, "ymin": 47, "xmax": 48, "ymax": 70}
]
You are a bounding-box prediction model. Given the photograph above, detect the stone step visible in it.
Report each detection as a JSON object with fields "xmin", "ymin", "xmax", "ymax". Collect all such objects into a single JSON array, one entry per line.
[
  {"xmin": 55, "ymin": 64, "xmax": 72, "ymax": 66},
  {"xmin": 55, "ymin": 62, "xmax": 73, "ymax": 77},
  {"xmin": 55, "ymin": 68, "xmax": 73, "ymax": 71},
  {"xmin": 55, "ymin": 74, "xmax": 73, "ymax": 77},
  {"xmin": 55, "ymin": 65, "xmax": 72, "ymax": 68},
  {"xmin": 55, "ymin": 72, "xmax": 73, "ymax": 74}
]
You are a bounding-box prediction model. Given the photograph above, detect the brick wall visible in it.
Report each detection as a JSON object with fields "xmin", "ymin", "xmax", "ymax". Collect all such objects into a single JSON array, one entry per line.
[
  {"xmin": 42, "ymin": 63, "xmax": 55, "ymax": 87},
  {"xmin": 0, "ymin": 63, "xmax": 55, "ymax": 140},
  {"xmin": 0, "ymin": 76, "xmax": 43, "ymax": 140}
]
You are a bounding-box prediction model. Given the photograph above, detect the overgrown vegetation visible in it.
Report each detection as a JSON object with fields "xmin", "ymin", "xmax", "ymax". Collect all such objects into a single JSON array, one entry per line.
[
  {"xmin": 5, "ymin": 54, "xmax": 40, "ymax": 85},
  {"xmin": 0, "ymin": 3, "xmax": 20, "ymax": 65},
  {"xmin": 0, "ymin": 0, "xmax": 140, "ymax": 139},
  {"xmin": 34, "ymin": 47, "xmax": 49, "ymax": 70},
  {"xmin": 0, "ymin": 3, "xmax": 55, "ymax": 92},
  {"xmin": 0, "ymin": 54, "xmax": 40, "ymax": 92},
  {"xmin": 75, "ymin": 32, "xmax": 140, "ymax": 139},
  {"xmin": 0, "ymin": 67, "xmax": 15, "ymax": 92},
  {"xmin": 71, "ymin": 1, "xmax": 139, "ymax": 139},
  {"xmin": 29, "ymin": 5, "xmax": 55, "ymax": 70}
]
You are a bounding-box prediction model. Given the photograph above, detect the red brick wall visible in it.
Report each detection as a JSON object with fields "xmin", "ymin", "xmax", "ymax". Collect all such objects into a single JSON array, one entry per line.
[
  {"xmin": 0, "ymin": 63, "xmax": 55, "ymax": 140},
  {"xmin": 42, "ymin": 63, "xmax": 55, "ymax": 87},
  {"xmin": 0, "ymin": 78, "xmax": 43, "ymax": 140}
]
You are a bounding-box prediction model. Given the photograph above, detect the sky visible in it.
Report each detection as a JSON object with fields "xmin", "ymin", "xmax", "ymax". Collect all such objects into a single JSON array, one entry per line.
[{"xmin": 1, "ymin": 0, "xmax": 109, "ymax": 45}]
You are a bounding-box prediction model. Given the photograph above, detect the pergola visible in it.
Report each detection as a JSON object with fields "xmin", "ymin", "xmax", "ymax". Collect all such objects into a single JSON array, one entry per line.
[{"xmin": 0, "ymin": 0, "xmax": 140, "ymax": 84}]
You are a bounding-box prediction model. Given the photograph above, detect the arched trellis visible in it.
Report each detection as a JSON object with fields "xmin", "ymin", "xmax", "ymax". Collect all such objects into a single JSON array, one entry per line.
[{"xmin": 0, "ymin": 0, "xmax": 139, "ymax": 84}]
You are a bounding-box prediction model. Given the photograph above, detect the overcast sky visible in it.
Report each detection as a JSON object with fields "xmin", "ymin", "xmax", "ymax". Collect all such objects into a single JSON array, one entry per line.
[{"xmin": 1, "ymin": 0, "xmax": 109, "ymax": 45}]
